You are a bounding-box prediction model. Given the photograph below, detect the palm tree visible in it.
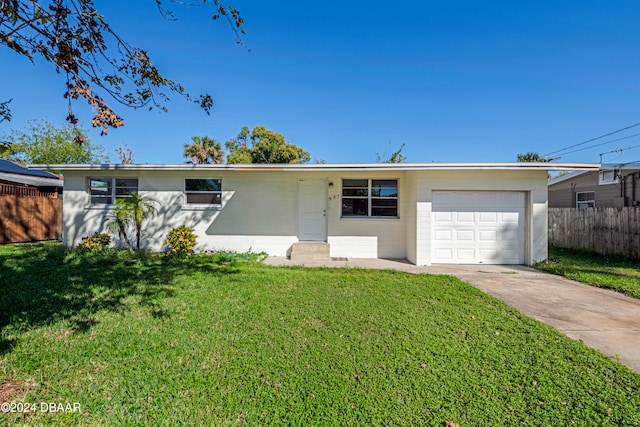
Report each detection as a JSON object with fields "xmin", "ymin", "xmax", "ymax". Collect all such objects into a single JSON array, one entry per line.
[
  {"xmin": 106, "ymin": 199, "xmax": 134, "ymax": 252},
  {"xmin": 106, "ymin": 193, "xmax": 157, "ymax": 250},
  {"xmin": 127, "ymin": 193, "xmax": 158, "ymax": 250},
  {"xmin": 183, "ymin": 136, "xmax": 225, "ymax": 164}
]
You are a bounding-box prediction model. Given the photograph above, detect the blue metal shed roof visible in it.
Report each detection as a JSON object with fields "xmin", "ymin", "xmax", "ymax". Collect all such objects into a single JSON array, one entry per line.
[{"xmin": 0, "ymin": 159, "xmax": 60, "ymax": 179}]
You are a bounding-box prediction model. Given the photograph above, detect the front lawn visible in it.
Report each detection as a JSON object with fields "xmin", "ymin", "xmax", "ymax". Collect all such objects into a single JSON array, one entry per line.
[
  {"xmin": 1, "ymin": 243, "xmax": 639, "ymax": 426},
  {"xmin": 536, "ymin": 246, "xmax": 640, "ymax": 299}
]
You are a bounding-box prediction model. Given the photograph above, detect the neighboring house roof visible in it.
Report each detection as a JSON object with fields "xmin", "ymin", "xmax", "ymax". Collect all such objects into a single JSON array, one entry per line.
[
  {"xmin": 548, "ymin": 162, "xmax": 640, "ymax": 186},
  {"xmin": 0, "ymin": 159, "xmax": 63, "ymax": 187},
  {"xmin": 600, "ymin": 162, "xmax": 640, "ymax": 170},
  {"xmin": 29, "ymin": 162, "xmax": 600, "ymax": 172},
  {"xmin": 548, "ymin": 170, "xmax": 591, "ymax": 186}
]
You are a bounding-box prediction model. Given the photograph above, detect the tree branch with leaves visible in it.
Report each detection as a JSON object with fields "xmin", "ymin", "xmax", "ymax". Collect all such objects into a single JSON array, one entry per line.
[{"xmin": 0, "ymin": 0, "xmax": 245, "ymax": 136}]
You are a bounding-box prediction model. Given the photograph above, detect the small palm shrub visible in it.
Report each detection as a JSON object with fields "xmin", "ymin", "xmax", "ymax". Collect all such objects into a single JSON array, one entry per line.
[
  {"xmin": 164, "ymin": 226, "xmax": 197, "ymax": 255},
  {"xmin": 77, "ymin": 232, "xmax": 111, "ymax": 253}
]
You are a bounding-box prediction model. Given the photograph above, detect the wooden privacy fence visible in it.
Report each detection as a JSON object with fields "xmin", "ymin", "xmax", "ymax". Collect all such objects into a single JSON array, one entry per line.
[
  {"xmin": 548, "ymin": 207, "xmax": 640, "ymax": 260},
  {"xmin": 0, "ymin": 195, "xmax": 62, "ymax": 244}
]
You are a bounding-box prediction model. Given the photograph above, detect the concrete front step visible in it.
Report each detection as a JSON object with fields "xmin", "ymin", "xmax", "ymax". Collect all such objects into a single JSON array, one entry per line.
[{"xmin": 290, "ymin": 242, "xmax": 330, "ymax": 262}]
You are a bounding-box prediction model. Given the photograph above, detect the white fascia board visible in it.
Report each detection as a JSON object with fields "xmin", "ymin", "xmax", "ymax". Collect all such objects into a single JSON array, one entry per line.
[{"xmin": 29, "ymin": 162, "xmax": 600, "ymax": 172}]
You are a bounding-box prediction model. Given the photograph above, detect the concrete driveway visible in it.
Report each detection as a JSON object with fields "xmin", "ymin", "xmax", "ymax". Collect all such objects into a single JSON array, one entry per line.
[{"xmin": 265, "ymin": 257, "xmax": 640, "ymax": 374}]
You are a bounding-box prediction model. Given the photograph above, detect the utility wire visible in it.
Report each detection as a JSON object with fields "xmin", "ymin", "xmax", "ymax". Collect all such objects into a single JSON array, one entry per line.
[
  {"xmin": 544, "ymin": 121, "xmax": 640, "ymax": 157},
  {"xmin": 599, "ymin": 143, "xmax": 640, "ymax": 160},
  {"xmin": 553, "ymin": 132, "xmax": 640, "ymax": 156}
]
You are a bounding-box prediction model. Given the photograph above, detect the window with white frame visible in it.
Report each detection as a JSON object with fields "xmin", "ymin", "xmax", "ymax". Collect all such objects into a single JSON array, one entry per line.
[
  {"xmin": 598, "ymin": 169, "xmax": 619, "ymax": 185},
  {"xmin": 342, "ymin": 179, "xmax": 398, "ymax": 217},
  {"xmin": 89, "ymin": 178, "xmax": 138, "ymax": 204},
  {"xmin": 185, "ymin": 178, "xmax": 222, "ymax": 205},
  {"xmin": 576, "ymin": 191, "xmax": 595, "ymax": 208}
]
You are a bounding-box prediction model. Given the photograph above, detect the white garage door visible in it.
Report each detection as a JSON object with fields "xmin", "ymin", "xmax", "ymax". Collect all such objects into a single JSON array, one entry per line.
[{"xmin": 432, "ymin": 191, "xmax": 525, "ymax": 264}]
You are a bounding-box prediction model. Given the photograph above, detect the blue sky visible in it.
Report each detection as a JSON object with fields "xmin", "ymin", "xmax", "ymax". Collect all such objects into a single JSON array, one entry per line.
[{"xmin": 2, "ymin": 0, "xmax": 640, "ymax": 164}]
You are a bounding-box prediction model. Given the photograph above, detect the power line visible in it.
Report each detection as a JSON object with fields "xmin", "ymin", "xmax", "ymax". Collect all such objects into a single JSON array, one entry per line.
[
  {"xmin": 544, "ymin": 121, "xmax": 640, "ymax": 157},
  {"xmin": 599, "ymin": 143, "xmax": 640, "ymax": 162},
  {"xmin": 552, "ymin": 132, "xmax": 640, "ymax": 156}
]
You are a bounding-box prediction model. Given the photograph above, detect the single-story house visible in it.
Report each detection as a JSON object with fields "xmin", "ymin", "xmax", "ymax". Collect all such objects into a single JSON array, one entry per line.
[
  {"xmin": 0, "ymin": 158, "xmax": 63, "ymax": 196},
  {"xmin": 548, "ymin": 163, "xmax": 640, "ymax": 208},
  {"xmin": 31, "ymin": 162, "xmax": 597, "ymax": 265}
]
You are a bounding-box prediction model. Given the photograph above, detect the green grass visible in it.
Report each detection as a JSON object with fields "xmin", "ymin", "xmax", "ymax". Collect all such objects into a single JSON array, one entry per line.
[
  {"xmin": 535, "ymin": 247, "xmax": 640, "ymax": 299},
  {"xmin": 1, "ymin": 243, "xmax": 639, "ymax": 426}
]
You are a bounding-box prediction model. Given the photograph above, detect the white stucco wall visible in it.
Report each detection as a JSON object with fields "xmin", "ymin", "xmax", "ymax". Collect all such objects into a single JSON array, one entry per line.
[
  {"xmin": 61, "ymin": 169, "xmax": 407, "ymax": 259},
  {"xmin": 410, "ymin": 170, "xmax": 549, "ymax": 265},
  {"xmin": 324, "ymin": 170, "xmax": 406, "ymax": 259},
  {"xmin": 404, "ymin": 174, "xmax": 418, "ymax": 264},
  {"xmin": 61, "ymin": 167, "xmax": 548, "ymax": 264}
]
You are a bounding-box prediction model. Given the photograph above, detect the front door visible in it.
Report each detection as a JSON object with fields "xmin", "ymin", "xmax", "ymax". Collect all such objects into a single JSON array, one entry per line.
[{"xmin": 298, "ymin": 179, "xmax": 327, "ymax": 241}]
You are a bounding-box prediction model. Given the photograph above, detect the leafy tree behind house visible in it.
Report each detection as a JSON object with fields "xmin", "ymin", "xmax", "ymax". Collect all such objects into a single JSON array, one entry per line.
[
  {"xmin": 226, "ymin": 126, "xmax": 311, "ymax": 164},
  {"xmin": 0, "ymin": 1, "xmax": 245, "ymax": 134},
  {"xmin": 517, "ymin": 152, "xmax": 549, "ymax": 162},
  {"xmin": 2, "ymin": 120, "xmax": 108, "ymax": 164},
  {"xmin": 184, "ymin": 136, "xmax": 224, "ymax": 164},
  {"xmin": 376, "ymin": 143, "xmax": 406, "ymax": 163}
]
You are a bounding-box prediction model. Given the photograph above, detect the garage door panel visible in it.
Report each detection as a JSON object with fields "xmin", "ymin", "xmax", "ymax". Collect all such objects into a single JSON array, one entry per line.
[
  {"xmin": 501, "ymin": 228, "xmax": 520, "ymax": 242},
  {"xmin": 456, "ymin": 248, "xmax": 475, "ymax": 261},
  {"xmin": 478, "ymin": 248, "xmax": 498, "ymax": 259},
  {"xmin": 456, "ymin": 230, "xmax": 474, "ymax": 241},
  {"xmin": 456, "ymin": 212, "xmax": 475, "ymax": 222},
  {"xmin": 433, "ymin": 229, "xmax": 452, "ymax": 240},
  {"xmin": 478, "ymin": 230, "xmax": 498, "ymax": 241},
  {"xmin": 479, "ymin": 212, "xmax": 498, "ymax": 223},
  {"xmin": 433, "ymin": 248, "xmax": 453, "ymax": 261},
  {"xmin": 431, "ymin": 191, "xmax": 525, "ymax": 264}
]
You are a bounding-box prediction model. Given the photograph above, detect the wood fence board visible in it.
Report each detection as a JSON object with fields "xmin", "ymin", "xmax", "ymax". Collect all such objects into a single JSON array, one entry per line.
[
  {"xmin": 548, "ymin": 207, "xmax": 640, "ymax": 260},
  {"xmin": 0, "ymin": 195, "xmax": 62, "ymax": 244}
]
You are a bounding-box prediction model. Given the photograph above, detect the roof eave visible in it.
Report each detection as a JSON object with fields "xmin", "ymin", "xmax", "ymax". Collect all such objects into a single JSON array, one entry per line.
[
  {"xmin": 0, "ymin": 172, "xmax": 64, "ymax": 187},
  {"xmin": 28, "ymin": 162, "xmax": 601, "ymax": 172}
]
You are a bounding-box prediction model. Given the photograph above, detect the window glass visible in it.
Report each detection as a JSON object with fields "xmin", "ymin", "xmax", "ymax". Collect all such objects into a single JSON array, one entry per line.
[
  {"xmin": 186, "ymin": 193, "xmax": 222, "ymax": 204},
  {"xmin": 343, "ymin": 188, "xmax": 368, "ymax": 197},
  {"xmin": 115, "ymin": 179, "xmax": 138, "ymax": 197},
  {"xmin": 89, "ymin": 178, "xmax": 138, "ymax": 204},
  {"xmin": 185, "ymin": 178, "xmax": 222, "ymax": 205},
  {"xmin": 185, "ymin": 179, "xmax": 221, "ymax": 192},
  {"xmin": 371, "ymin": 180, "xmax": 398, "ymax": 197},
  {"xmin": 342, "ymin": 198, "xmax": 369, "ymax": 216},
  {"xmin": 89, "ymin": 178, "xmax": 112, "ymax": 204},
  {"xmin": 342, "ymin": 179, "xmax": 398, "ymax": 217},
  {"xmin": 576, "ymin": 191, "xmax": 595, "ymax": 208},
  {"xmin": 342, "ymin": 179, "xmax": 369, "ymax": 216}
]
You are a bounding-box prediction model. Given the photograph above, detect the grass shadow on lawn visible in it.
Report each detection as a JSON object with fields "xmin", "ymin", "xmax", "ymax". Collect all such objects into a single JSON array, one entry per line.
[{"xmin": 0, "ymin": 243, "xmax": 240, "ymax": 354}]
